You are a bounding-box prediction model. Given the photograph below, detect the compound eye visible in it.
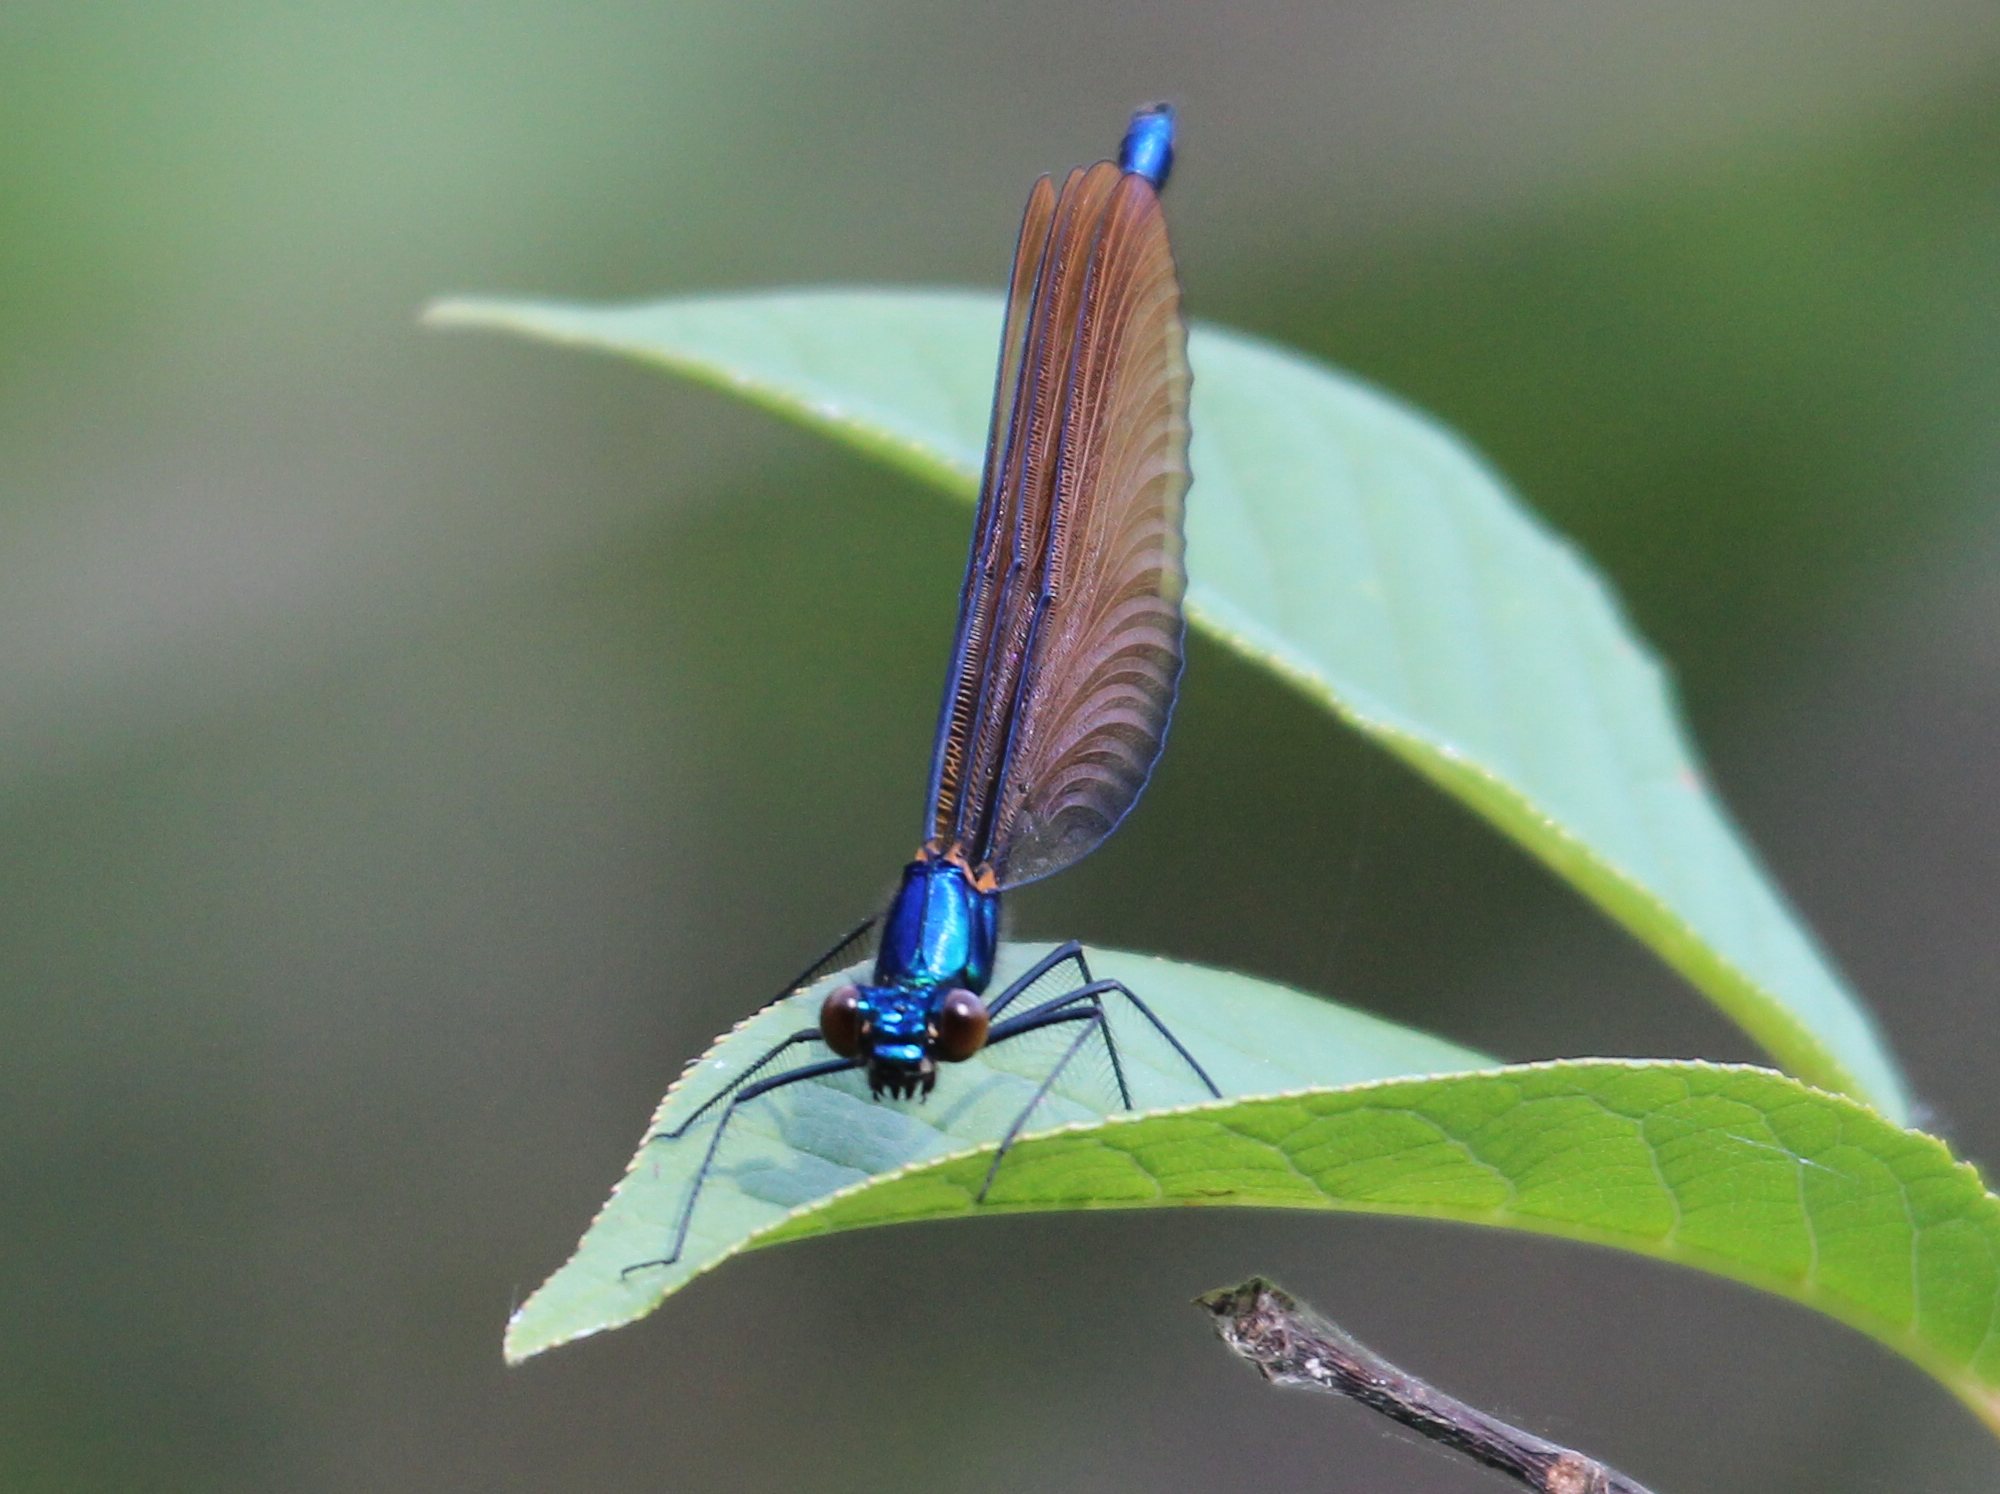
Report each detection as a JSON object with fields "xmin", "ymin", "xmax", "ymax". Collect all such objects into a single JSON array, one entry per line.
[
  {"xmin": 819, "ymin": 984, "xmax": 867, "ymax": 1058},
  {"xmin": 932, "ymin": 988, "xmax": 990, "ymax": 1063}
]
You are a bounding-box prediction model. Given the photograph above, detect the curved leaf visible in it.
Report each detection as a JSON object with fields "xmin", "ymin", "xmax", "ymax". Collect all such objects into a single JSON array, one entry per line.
[
  {"xmin": 427, "ymin": 290, "xmax": 1908, "ymax": 1122},
  {"xmin": 506, "ymin": 947, "xmax": 1997, "ymax": 1438},
  {"xmin": 507, "ymin": 944, "xmax": 1488, "ymax": 1360}
]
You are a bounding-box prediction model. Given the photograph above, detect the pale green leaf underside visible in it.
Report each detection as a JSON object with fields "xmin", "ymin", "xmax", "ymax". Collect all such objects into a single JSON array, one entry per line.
[
  {"xmin": 506, "ymin": 947, "xmax": 1997, "ymax": 1436},
  {"xmin": 507, "ymin": 945, "xmax": 1487, "ymax": 1360},
  {"xmin": 427, "ymin": 290, "xmax": 1907, "ymax": 1122}
]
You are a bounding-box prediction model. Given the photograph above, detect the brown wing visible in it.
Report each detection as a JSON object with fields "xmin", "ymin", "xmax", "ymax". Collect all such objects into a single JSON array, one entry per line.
[
  {"xmin": 981, "ymin": 172, "xmax": 1189, "ymax": 885},
  {"xmin": 922, "ymin": 173, "xmax": 1058, "ymax": 840},
  {"xmin": 922, "ymin": 160, "xmax": 1189, "ymax": 887}
]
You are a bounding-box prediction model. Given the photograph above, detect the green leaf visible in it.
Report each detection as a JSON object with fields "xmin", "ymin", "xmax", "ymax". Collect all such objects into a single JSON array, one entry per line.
[
  {"xmin": 426, "ymin": 290, "xmax": 1909, "ymax": 1122},
  {"xmin": 504, "ymin": 948, "xmax": 1999, "ymax": 1438},
  {"xmin": 506, "ymin": 945, "xmax": 1489, "ymax": 1361}
]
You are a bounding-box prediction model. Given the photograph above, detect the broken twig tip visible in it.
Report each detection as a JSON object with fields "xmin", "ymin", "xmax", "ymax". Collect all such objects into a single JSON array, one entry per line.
[{"xmin": 1196, "ymin": 1276, "xmax": 1655, "ymax": 1494}]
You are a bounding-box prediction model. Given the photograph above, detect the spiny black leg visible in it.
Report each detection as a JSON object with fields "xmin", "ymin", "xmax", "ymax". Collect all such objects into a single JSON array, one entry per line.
[
  {"xmin": 654, "ymin": 1026, "xmax": 824, "ymax": 1142},
  {"xmin": 788, "ymin": 915, "xmax": 879, "ymax": 995},
  {"xmin": 984, "ymin": 940, "xmax": 1089, "ymax": 1019},
  {"xmin": 989, "ymin": 983, "xmax": 1132, "ymax": 1110},
  {"xmin": 1091, "ymin": 991, "xmax": 1131, "ymax": 1110},
  {"xmin": 973, "ymin": 1006, "xmax": 1104, "ymax": 1203},
  {"xmin": 993, "ymin": 976, "xmax": 1222, "ymax": 1103},
  {"xmin": 624, "ymin": 1053, "xmax": 864, "ymax": 1276},
  {"xmin": 1086, "ymin": 978, "xmax": 1221, "ymax": 1100},
  {"xmin": 654, "ymin": 915, "xmax": 878, "ymax": 1143}
]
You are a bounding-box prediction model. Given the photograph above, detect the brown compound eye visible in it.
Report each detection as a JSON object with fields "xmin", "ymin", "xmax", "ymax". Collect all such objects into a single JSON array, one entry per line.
[
  {"xmin": 932, "ymin": 988, "xmax": 990, "ymax": 1063},
  {"xmin": 819, "ymin": 984, "xmax": 867, "ymax": 1058}
]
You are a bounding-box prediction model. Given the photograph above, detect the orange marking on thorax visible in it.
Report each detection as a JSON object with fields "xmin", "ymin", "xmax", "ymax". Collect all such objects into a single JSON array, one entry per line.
[{"xmin": 916, "ymin": 839, "xmax": 1000, "ymax": 894}]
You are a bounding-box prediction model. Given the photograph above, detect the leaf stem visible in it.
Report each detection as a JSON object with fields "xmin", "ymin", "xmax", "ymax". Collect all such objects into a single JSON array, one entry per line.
[{"xmin": 1195, "ymin": 1277, "xmax": 1657, "ymax": 1494}]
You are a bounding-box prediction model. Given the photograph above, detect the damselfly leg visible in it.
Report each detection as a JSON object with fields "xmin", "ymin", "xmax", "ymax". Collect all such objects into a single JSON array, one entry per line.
[
  {"xmin": 623, "ymin": 942, "xmax": 1221, "ymax": 1276},
  {"xmin": 620, "ymin": 919, "xmax": 876, "ymax": 1275},
  {"xmin": 973, "ymin": 942, "xmax": 1222, "ymax": 1200},
  {"xmin": 622, "ymin": 1049, "xmax": 864, "ymax": 1276}
]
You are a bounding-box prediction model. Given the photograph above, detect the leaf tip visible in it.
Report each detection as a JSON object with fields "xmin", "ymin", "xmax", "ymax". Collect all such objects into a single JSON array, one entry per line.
[
  {"xmin": 420, "ymin": 296, "xmax": 512, "ymax": 332},
  {"xmin": 502, "ymin": 1309, "xmax": 562, "ymax": 1366},
  {"xmin": 500, "ymin": 1309, "xmax": 540, "ymax": 1365},
  {"xmin": 420, "ymin": 297, "xmax": 472, "ymax": 328}
]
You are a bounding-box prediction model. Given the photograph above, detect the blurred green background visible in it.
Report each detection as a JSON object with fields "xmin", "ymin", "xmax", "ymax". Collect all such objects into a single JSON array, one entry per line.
[{"xmin": 5, "ymin": 3, "xmax": 1998, "ymax": 1490}]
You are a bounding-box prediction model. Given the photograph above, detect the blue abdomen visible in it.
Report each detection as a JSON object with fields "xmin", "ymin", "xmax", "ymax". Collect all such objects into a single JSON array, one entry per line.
[
  {"xmin": 873, "ymin": 858, "xmax": 998, "ymax": 995},
  {"xmin": 1118, "ymin": 103, "xmax": 1175, "ymax": 189}
]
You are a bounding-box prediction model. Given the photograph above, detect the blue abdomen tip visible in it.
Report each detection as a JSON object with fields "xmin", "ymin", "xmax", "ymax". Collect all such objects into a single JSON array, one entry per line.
[{"xmin": 1118, "ymin": 103, "xmax": 1176, "ymax": 190}]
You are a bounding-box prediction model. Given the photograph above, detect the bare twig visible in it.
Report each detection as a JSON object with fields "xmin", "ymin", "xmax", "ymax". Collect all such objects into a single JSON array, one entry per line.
[{"xmin": 1195, "ymin": 1278, "xmax": 1657, "ymax": 1494}]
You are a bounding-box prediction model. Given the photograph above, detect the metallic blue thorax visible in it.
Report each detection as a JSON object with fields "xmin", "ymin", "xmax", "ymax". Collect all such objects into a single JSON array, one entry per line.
[
  {"xmin": 872, "ymin": 858, "xmax": 998, "ymax": 998},
  {"xmin": 857, "ymin": 858, "xmax": 999, "ymax": 1078}
]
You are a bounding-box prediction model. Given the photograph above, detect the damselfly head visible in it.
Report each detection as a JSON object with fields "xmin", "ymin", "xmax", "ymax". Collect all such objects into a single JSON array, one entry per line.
[
  {"xmin": 864, "ymin": 997, "xmax": 935, "ymax": 1098},
  {"xmin": 823, "ymin": 984, "xmax": 945, "ymax": 1100}
]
